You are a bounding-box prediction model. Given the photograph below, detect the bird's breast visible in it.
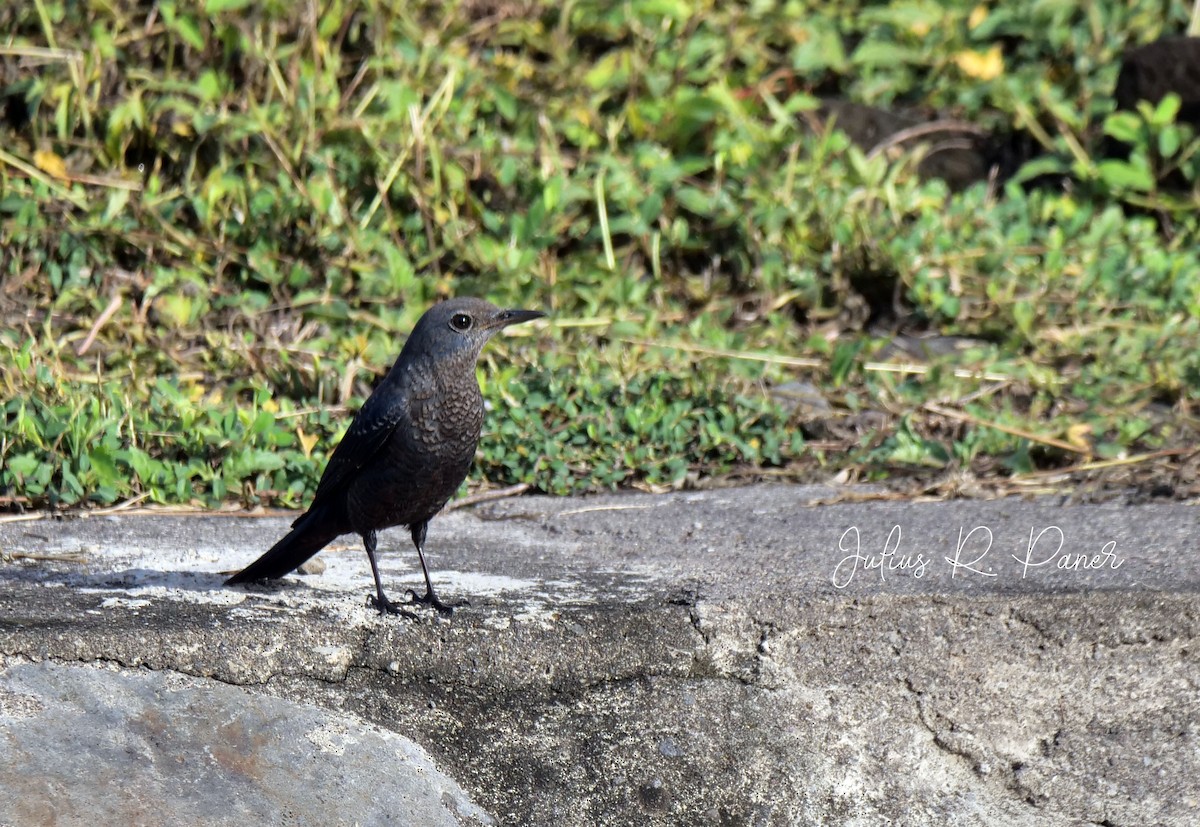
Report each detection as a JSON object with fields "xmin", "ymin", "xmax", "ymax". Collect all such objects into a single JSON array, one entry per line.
[{"xmin": 344, "ymin": 379, "xmax": 484, "ymax": 534}]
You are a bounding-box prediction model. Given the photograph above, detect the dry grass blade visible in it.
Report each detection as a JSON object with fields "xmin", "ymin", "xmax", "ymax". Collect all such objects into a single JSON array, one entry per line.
[
  {"xmin": 556, "ymin": 503, "xmax": 664, "ymax": 516},
  {"xmin": 0, "ymin": 45, "xmax": 84, "ymax": 62},
  {"xmin": 444, "ymin": 483, "xmax": 532, "ymax": 512},
  {"xmin": 865, "ymin": 119, "xmax": 989, "ymax": 161},
  {"xmin": 1011, "ymin": 448, "xmax": 1195, "ymax": 482},
  {"xmin": 924, "ymin": 403, "xmax": 1090, "ymax": 455},
  {"xmin": 4, "ymin": 551, "xmax": 92, "ymax": 563},
  {"xmin": 0, "ymin": 513, "xmax": 47, "ymax": 525},
  {"xmin": 621, "ymin": 338, "xmax": 823, "ymax": 369},
  {"xmin": 0, "ymin": 148, "xmax": 88, "ymax": 208},
  {"xmin": 624, "ymin": 337, "xmax": 1012, "ymax": 381},
  {"xmin": 87, "ymin": 492, "xmax": 153, "ymax": 515},
  {"xmin": 76, "ymin": 293, "xmax": 124, "ymax": 356}
]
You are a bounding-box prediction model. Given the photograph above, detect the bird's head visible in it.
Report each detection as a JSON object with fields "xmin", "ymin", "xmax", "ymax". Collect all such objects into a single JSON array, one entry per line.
[{"xmin": 402, "ymin": 297, "xmax": 544, "ymax": 363}]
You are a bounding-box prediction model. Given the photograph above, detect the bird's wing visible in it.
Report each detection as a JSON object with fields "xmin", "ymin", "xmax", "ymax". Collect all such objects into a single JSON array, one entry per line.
[{"xmin": 308, "ymin": 384, "xmax": 411, "ymax": 508}]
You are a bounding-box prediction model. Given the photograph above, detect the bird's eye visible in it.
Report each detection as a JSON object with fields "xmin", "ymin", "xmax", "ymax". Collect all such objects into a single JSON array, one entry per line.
[{"xmin": 449, "ymin": 313, "xmax": 472, "ymax": 331}]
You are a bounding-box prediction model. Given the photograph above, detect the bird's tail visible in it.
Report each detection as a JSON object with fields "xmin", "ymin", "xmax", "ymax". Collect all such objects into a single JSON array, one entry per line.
[{"xmin": 225, "ymin": 507, "xmax": 346, "ymax": 584}]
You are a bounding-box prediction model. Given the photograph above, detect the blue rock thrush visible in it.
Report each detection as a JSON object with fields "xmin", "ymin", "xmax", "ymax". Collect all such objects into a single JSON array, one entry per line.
[{"xmin": 226, "ymin": 297, "xmax": 544, "ymax": 615}]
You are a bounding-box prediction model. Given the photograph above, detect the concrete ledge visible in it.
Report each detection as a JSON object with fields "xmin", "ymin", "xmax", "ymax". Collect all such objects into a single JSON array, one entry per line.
[{"xmin": 1, "ymin": 485, "xmax": 1196, "ymax": 825}]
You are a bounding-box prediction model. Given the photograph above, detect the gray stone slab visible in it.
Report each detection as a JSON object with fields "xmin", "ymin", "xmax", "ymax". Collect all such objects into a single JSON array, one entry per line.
[
  {"xmin": 0, "ymin": 484, "xmax": 1198, "ymax": 825},
  {"xmin": 0, "ymin": 660, "xmax": 493, "ymax": 826}
]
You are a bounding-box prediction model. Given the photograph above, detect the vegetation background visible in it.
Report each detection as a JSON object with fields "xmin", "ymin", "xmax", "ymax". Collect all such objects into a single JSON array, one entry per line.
[{"xmin": 2, "ymin": 0, "xmax": 1199, "ymax": 511}]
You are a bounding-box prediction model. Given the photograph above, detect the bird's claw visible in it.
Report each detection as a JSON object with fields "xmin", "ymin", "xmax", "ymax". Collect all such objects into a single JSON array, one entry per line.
[
  {"xmin": 404, "ymin": 588, "xmax": 465, "ymax": 616},
  {"xmin": 369, "ymin": 594, "xmax": 418, "ymax": 619}
]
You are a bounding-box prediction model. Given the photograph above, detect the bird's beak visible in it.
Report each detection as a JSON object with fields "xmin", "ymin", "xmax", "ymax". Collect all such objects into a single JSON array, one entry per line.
[{"xmin": 493, "ymin": 308, "xmax": 546, "ymax": 329}]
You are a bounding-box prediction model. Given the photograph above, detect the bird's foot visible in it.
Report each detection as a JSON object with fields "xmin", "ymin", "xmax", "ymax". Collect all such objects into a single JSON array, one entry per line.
[
  {"xmin": 404, "ymin": 588, "xmax": 466, "ymax": 617},
  {"xmin": 369, "ymin": 593, "xmax": 418, "ymax": 619}
]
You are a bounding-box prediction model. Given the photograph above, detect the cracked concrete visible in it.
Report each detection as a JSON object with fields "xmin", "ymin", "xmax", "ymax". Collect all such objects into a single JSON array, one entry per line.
[{"xmin": 0, "ymin": 484, "xmax": 1197, "ymax": 825}]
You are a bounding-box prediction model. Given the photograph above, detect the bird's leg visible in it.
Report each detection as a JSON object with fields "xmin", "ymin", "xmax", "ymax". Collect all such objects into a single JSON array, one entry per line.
[
  {"xmin": 403, "ymin": 521, "xmax": 463, "ymax": 616},
  {"xmin": 363, "ymin": 530, "xmax": 415, "ymax": 617}
]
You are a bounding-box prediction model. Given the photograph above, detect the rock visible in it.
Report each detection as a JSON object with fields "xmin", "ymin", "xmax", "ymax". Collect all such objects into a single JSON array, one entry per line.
[
  {"xmin": 0, "ymin": 661, "xmax": 493, "ymax": 826},
  {"xmin": 1, "ymin": 486, "xmax": 1197, "ymax": 825},
  {"xmin": 1115, "ymin": 36, "xmax": 1200, "ymax": 126}
]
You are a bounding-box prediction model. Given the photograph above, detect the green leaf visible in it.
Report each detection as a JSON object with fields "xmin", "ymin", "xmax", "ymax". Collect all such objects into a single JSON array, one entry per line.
[
  {"xmin": 851, "ymin": 41, "xmax": 923, "ymax": 68},
  {"xmin": 1009, "ymin": 155, "xmax": 1069, "ymax": 185},
  {"xmin": 585, "ymin": 50, "xmax": 632, "ymax": 91},
  {"xmin": 204, "ymin": 0, "xmax": 253, "ymax": 13},
  {"xmin": 791, "ymin": 24, "xmax": 847, "ymax": 73},
  {"xmin": 675, "ymin": 185, "xmax": 714, "ymax": 216},
  {"xmin": 102, "ymin": 188, "xmax": 132, "ymax": 224},
  {"xmin": 225, "ymin": 449, "xmax": 286, "ymax": 479},
  {"xmin": 88, "ymin": 446, "xmax": 121, "ymax": 489},
  {"xmin": 160, "ymin": 5, "xmax": 206, "ymax": 50},
  {"xmin": 1158, "ymin": 125, "xmax": 1182, "ymax": 158},
  {"xmin": 830, "ymin": 341, "xmax": 863, "ymax": 387},
  {"xmin": 1102, "ymin": 111, "xmax": 1142, "ymax": 144},
  {"xmin": 3, "ymin": 453, "xmax": 42, "ymax": 479},
  {"xmin": 493, "ymin": 89, "xmax": 518, "ymax": 122},
  {"xmin": 608, "ymin": 320, "xmax": 642, "ymax": 338},
  {"xmin": 1150, "ymin": 93, "xmax": 1182, "ymax": 127},
  {"xmin": 543, "ymin": 176, "xmax": 564, "ymax": 212},
  {"xmin": 1096, "ymin": 159, "xmax": 1154, "ymax": 193},
  {"xmin": 635, "ymin": 0, "xmax": 692, "ymax": 21},
  {"xmin": 196, "ymin": 70, "xmax": 223, "ymax": 103}
]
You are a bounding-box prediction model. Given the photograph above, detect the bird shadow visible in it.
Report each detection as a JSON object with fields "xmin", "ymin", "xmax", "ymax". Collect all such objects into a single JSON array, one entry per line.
[
  {"xmin": 79, "ymin": 567, "xmax": 243, "ymax": 593},
  {"xmin": 0, "ymin": 563, "xmax": 292, "ymax": 596}
]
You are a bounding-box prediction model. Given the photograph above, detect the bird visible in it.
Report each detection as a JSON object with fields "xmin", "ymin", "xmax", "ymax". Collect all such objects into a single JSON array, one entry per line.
[{"xmin": 225, "ymin": 297, "xmax": 544, "ymax": 616}]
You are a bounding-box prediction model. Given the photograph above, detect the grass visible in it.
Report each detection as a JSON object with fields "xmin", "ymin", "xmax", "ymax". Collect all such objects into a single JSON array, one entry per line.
[{"xmin": 1, "ymin": 0, "xmax": 1199, "ymax": 510}]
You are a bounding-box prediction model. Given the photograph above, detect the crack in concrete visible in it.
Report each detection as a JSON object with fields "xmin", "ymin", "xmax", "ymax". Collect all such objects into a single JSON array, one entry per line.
[{"xmin": 902, "ymin": 675, "xmax": 989, "ymax": 777}]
